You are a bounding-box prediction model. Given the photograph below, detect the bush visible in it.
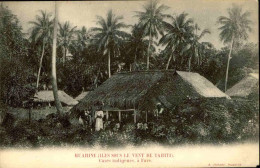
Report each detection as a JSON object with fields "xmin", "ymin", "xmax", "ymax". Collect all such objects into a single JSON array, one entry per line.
[
  {"xmin": 90, "ymin": 123, "xmax": 137, "ymax": 148},
  {"xmin": 163, "ymin": 98, "xmax": 259, "ymax": 145}
]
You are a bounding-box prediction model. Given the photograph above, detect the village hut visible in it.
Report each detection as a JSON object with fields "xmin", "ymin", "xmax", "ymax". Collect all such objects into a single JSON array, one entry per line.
[
  {"xmin": 33, "ymin": 90, "xmax": 78, "ymax": 106},
  {"xmin": 226, "ymin": 73, "xmax": 259, "ymax": 97},
  {"xmin": 73, "ymin": 70, "xmax": 229, "ymax": 123},
  {"xmin": 75, "ymin": 92, "xmax": 90, "ymax": 101}
]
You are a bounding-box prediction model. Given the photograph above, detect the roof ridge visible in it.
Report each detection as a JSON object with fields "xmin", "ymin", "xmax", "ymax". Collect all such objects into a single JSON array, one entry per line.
[{"xmin": 117, "ymin": 69, "xmax": 176, "ymax": 74}]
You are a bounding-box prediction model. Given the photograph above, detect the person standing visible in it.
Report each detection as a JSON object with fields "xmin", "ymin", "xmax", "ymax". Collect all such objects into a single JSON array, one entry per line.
[{"xmin": 95, "ymin": 107, "xmax": 104, "ymax": 131}]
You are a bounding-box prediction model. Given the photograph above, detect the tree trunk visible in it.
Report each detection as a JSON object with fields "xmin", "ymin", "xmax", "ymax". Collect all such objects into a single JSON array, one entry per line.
[
  {"xmin": 196, "ymin": 47, "xmax": 200, "ymax": 65},
  {"xmin": 224, "ymin": 34, "xmax": 234, "ymax": 92},
  {"xmin": 51, "ymin": 1, "xmax": 63, "ymax": 115},
  {"xmin": 147, "ymin": 30, "xmax": 152, "ymax": 70},
  {"xmin": 36, "ymin": 42, "xmax": 45, "ymax": 91},
  {"xmin": 188, "ymin": 56, "xmax": 191, "ymax": 72},
  {"xmin": 134, "ymin": 47, "xmax": 138, "ymax": 63},
  {"xmin": 108, "ymin": 50, "xmax": 111, "ymax": 78},
  {"xmin": 63, "ymin": 46, "xmax": 66, "ymax": 65},
  {"xmin": 166, "ymin": 54, "xmax": 173, "ymax": 70},
  {"xmin": 131, "ymin": 47, "xmax": 138, "ymax": 72}
]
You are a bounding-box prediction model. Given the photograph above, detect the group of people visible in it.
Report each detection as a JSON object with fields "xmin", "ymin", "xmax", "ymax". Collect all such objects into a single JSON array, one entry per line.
[
  {"xmin": 77, "ymin": 102, "xmax": 165, "ymax": 132},
  {"xmin": 78, "ymin": 106, "xmax": 104, "ymax": 131}
]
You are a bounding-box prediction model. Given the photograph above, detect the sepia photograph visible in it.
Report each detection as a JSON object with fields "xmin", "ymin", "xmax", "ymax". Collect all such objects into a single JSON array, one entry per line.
[{"xmin": 0, "ymin": 0, "xmax": 259, "ymax": 167}]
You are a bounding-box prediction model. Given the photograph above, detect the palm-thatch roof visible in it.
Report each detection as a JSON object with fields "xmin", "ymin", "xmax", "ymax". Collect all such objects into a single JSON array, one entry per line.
[
  {"xmin": 75, "ymin": 92, "xmax": 90, "ymax": 101},
  {"xmin": 226, "ymin": 73, "xmax": 259, "ymax": 97},
  {"xmin": 177, "ymin": 71, "xmax": 230, "ymax": 98},
  {"xmin": 73, "ymin": 70, "xmax": 229, "ymax": 112},
  {"xmin": 33, "ymin": 90, "xmax": 78, "ymax": 106}
]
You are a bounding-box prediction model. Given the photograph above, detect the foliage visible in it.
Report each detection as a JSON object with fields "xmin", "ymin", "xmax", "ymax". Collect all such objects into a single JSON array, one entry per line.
[
  {"xmin": 159, "ymin": 12, "xmax": 194, "ymax": 70},
  {"xmin": 125, "ymin": 24, "xmax": 156, "ymax": 71},
  {"xmin": 0, "ymin": 2, "xmax": 257, "ymax": 116},
  {"xmin": 162, "ymin": 98, "xmax": 259, "ymax": 144},
  {"xmin": 217, "ymin": 4, "xmax": 252, "ymax": 45},
  {"xmin": 91, "ymin": 10, "xmax": 130, "ymax": 77},
  {"xmin": 217, "ymin": 4, "xmax": 253, "ymax": 92},
  {"xmin": 0, "ymin": 4, "xmax": 34, "ymax": 106},
  {"xmin": 135, "ymin": 0, "xmax": 170, "ymax": 69},
  {"xmin": 215, "ymin": 43, "xmax": 258, "ymax": 91},
  {"xmin": 0, "ymin": 97, "xmax": 258, "ymax": 147},
  {"xmin": 58, "ymin": 21, "xmax": 77, "ymax": 63}
]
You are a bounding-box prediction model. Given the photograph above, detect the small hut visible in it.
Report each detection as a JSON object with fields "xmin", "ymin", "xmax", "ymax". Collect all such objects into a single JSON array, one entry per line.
[
  {"xmin": 226, "ymin": 73, "xmax": 259, "ymax": 97},
  {"xmin": 73, "ymin": 70, "xmax": 229, "ymax": 123},
  {"xmin": 33, "ymin": 90, "xmax": 78, "ymax": 107}
]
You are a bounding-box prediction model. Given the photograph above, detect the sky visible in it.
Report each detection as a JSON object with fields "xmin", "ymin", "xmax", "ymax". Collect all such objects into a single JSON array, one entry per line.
[{"xmin": 3, "ymin": 0, "xmax": 259, "ymax": 50}]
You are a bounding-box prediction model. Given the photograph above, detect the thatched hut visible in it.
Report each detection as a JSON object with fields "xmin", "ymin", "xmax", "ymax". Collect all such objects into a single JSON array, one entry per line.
[
  {"xmin": 33, "ymin": 90, "xmax": 78, "ymax": 106},
  {"xmin": 75, "ymin": 92, "xmax": 90, "ymax": 101},
  {"xmin": 226, "ymin": 73, "xmax": 259, "ymax": 97},
  {"xmin": 73, "ymin": 70, "xmax": 229, "ymax": 123}
]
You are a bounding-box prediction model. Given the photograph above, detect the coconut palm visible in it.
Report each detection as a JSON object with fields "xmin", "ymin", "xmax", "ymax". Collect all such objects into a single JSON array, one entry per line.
[
  {"xmin": 76, "ymin": 26, "xmax": 91, "ymax": 52},
  {"xmin": 58, "ymin": 21, "xmax": 77, "ymax": 64},
  {"xmin": 217, "ymin": 4, "xmax": 252, "ymax": 92},
  {"xmin": 91, "ymin": 10, "xmax": 130, "ymax": 78},
  {"xmin": 135, "ymin": 0, "xmax": 170, "ymax": 70},
  {"xmin": 51, "ymin": 2, "xmax": 63, "ymax": 114},
  {"xmin": 69, "ymin": 26, "xmax": 91, "ymax": 58},
  {"xmin": 186, "ymin": 24, "xmax": 210, "ymax": 71},
  {"xmin": 197, "ymin": 41, "xmax": 213, "ymax": 65},
  {"xmin": 127, "ymin": 24, "xmax": 156, "ymax": 71},
  {"xmin": 159, "ymin": 12, "xmax": 194, "ymax": 70},
  {"xmin": 29, "ymin": 10, "xmax": 53, "ymax": 90}
]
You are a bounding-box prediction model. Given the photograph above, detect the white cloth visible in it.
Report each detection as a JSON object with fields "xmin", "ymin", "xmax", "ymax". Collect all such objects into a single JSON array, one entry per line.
[
  {"xmin": 79, "ymin": 116, "xmax": 84, "ymax": 126},
  {"xmin": 95, "ymin": 111, "xmax": 104, "ymax": 131}
]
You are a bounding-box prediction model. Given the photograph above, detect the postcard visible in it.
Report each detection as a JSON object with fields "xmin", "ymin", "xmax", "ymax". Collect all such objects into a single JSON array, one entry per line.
[{"xmin": 0, "ymin": 0, "xmax": 259, "ymax": 167}]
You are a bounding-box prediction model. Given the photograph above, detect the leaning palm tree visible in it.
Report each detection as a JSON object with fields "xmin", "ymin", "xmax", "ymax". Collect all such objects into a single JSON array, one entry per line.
[
  {"xmin": 52, "ymin": 2, "xmax": 63, "ymax": 115},
  {"xmin": 159, "ymin": 12, "xmax": 194, "ymax": 70},
  {"xmin": 29, "ymin": 10, "xmax": 53, "ymax": 90},
  {"xmin": 135, "ymin": 0, "xmax": 170, "ymax": 70},
  {"xmin": 217, "ymin": 4, "xmax": 252, "ymax": 92},
  {"xmin": 91, "ymin": 10, "xmax": 130, "ymax": 78},
  {"xmin": 58, "ymin": 21, "xmax": 77, "ymax": 64}
]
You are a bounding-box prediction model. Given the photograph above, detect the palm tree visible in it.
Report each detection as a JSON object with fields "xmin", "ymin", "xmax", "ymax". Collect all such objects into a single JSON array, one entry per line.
[
  {"xmin": 51, "ymin": 2, "xmax": 63, "ymax": 115},
  {"xmin": 135, "ymin": 0, "xmax": 170, "ymax": 70},
  {"xmin": 197, "ymin": 41, "xmax": 213, "ymax": 65},
  {"xmin": 29, "ymin": 10, "xmax": 53, "ymax": 90},
  {"xmin": 72, "ymin": 26, "xmax": 92, "ymax": 56},
  {"xmin": 58, "ymin": 21, "xmax": 76, "ymax": 64},
  {"xmin": 217, "ymin": 4, "xmax": 252, "ymax": 92},
  {"xmin": 76, "ymin": 26, "xmax": 91, "ymax": 51},
  {"xmin": 186, "ymin": 24, "xmax": 210, "ymax": 71},
  {"xmin": 91, "ymin": 10, "xmax": 129, "ymax": 78},
  {"xmin": 159, "ymin": 12, "xmax": 194, "ymax": 70},
  {"xmin": 127, "ymin": 24, "xmax": 155, "ymax": 71}
]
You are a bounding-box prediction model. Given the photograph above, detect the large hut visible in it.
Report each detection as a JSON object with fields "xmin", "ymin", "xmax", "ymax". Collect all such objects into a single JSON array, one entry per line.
[
  {"xmin": 73, "ymin": 70, "xmax": 229, "ymax": 123},
  {"xmin": 226, "ymin": 73, "xmax": 259, "ymax": 98}
]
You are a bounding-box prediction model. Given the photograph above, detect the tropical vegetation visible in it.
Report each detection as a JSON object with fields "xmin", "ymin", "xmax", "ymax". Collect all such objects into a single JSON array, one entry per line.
[
  {"xmin": 0, "ymin": 1, "xmax": 258, "ymax": 147},
  {"xmin": 0, "ymin": 1, "xmax": 257, "ymax": 107}
]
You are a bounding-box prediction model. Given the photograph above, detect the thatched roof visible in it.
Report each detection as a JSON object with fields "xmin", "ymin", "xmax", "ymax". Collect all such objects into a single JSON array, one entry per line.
[
  {"xmin": 176, "ymin": 71, "xmax": 230, "ymax": 98},
  {"xmin": 74, "ymin": 70, "xmax": 229, "ymax": 111},
  {"xmin": 226, "ymin": 73, "xmax": 259, "ymax": 97},
  {"xmin": 75, "ymin": 92, "xmax": 90, "ymax": 101},
  {"xmin": 33, "ymin": 90, "xmax": 78, "ymax": 106}
]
